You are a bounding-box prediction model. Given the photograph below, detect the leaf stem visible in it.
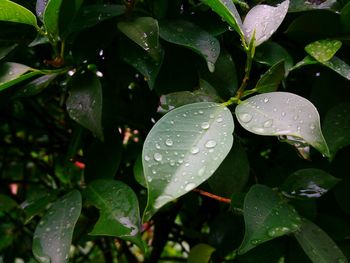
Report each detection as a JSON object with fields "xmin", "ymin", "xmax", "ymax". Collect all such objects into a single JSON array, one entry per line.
[{"xmin": 192, "ymin": 188, "xmax": 231, "ymax": 203}]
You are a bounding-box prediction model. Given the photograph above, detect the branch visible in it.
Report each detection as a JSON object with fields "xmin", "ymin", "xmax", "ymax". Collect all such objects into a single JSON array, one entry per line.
[{"xmin": 192, "ymin": 189, "xmax": 231, "ymax": 204}]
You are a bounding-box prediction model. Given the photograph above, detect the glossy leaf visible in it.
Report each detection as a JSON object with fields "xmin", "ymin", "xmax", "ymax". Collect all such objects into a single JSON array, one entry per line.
[
  {"xmin": 119, "ymin": 37, "xmax": 163, "ymax": 90},
  {"xmin": 58, "ymin": 0, "xmax": 84, "ymax": 37},
  {"xmin": 36, "ymin": 0, "xmax": 48, "ymax": 21},
  {"xmin": 202, "ymin": 0, "xmax": 244, "ymax": 37},
  {"xmin": 208, "ymin": 142, "xmax": 249, "ymax": 198},
  {"xmin": 66, "ymin": 72, "xmax": 103, "ymax": 140},
  {"xmin": 0, "ymin": 0, "xmax": 38, "ymax": 28},
  {"xmin": 118, "ymin": 17, "xmax": 162, "ymax": 62},
  {"xmin": 289, "ymin": 0, "xmax": 339, "ymax": 12},
  {"xmin": 254, "ymin": 60, "xmax": 285, "ymax": 93},
  {"xmin": 255, "ymin": 41, "xmax": 293, "ymax": 72},
  {"xmin": 281, "ymin": 168, "xmax": 340, "ymax": 199},
  {"xmin": 15, "ymin": 74, "xmax": 58, "ymax": 97},
  {"xmin": 322, "ymin": 56, "xmax": 350, "ymax": 81},
  {"xmin": 85, "ymin": 180, "xmax": 144, "ymax": 249},
  {"xmin": 71, "ymin": 4, "xmax": 125, "ymax": 33},
  {"xmin": 43, "ymin": 0, "xmax": 64, "ymax": 39},
  {"xmin": 294, "ymin": 219, "xmax": 348, "ymax": 263},
  {"xmin": 243, "ymin": 0, "xmax": 290, "ymax": 46},
  {"xmin": 0, "ymin": 194, "xmax": 17, "ymax": 212},
  {"xmin": 0, "ymin": 44, "xmax": 17, "ymax": 61},
  {"xmin": 32, "ymin": 190, "xmax": 82, "ymax": 263},
  {"xmin": 134, "ymin": 154, "xmax": 147, "ymax": 188},
  {"xmin": 305, "ymin": 39, "xmax": 342, "ymax": 63},
  {"xmin": 341, "ymin": 2, "xmax": 350, "ymax": 32},
  {"xmin": 142, "ymin": 102, "xmax": 234, "ymax": 221},
  {"xmin": 235, "ymin": 92, "xmax": 330, "ymax": 157},
  {"xmin": 187, "ymin": 243, "xmax": 216, "ymax": 263},
  {"xmin": 289, "ymin": 55, "xmax": 319, "ymax": 71},
  {"xmin": 323, "ymin": 103, "xmax": 350, "ymax": 159},
  {"xmin": 238, "ymin": 184, "xmax": 302, "ymax": 254},
  {"xmin": 159, "ymin": 19, "xmax": 220, "ymax": 72}
]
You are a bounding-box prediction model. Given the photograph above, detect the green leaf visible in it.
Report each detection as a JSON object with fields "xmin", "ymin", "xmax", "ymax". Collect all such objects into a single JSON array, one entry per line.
[
  {"xmin": 71, "ymin": 4, "xmax": 125, "ymax": 33},
  {"xmin": 33, "ymin": 190, "xmax": 82, "ymax": 263},
  {"xmin": 187, "ymin": 243, "xmax": 216, "ymax": 263},
  {"xmin": 0, "ymin": 194, "xmax": 17, "ymax": 212},
  {"xmin": 119, "ymin": 37, "xmax": 163, "ymax": 90},
  {"xmin": 15, "ymin": 74, "xmax": 58, "ymax": 97},
  {"xmin": 294, "ymin": 219, "xmax": 348, "ymax": 263},
  {"xmin": 255, "ymin": 41, "xmax": 294, "ymax": 72},
  {"xmin": 238, "ymin": 184, "xmax": 302, "ymax": 254},
  {"xmin": 0, "ymin": 44, "xmax": 17, "ymax": 61},
  {"xmin": 254, "ymin": 60, "xmax": 285, "ymax": 93},
  {"xmin": 289, "ymin": 55, "xmax": 319, "ymax": 72},
  {"xmin": 142, "ymin": 102, "xmax": 234, "ymax": 221},
  {"xmin": 118, "ymin": 17, "xmax": 162, "ymax": 62},
  {"xmin": 202, "ymin": 0, "xmax": 244, "ymax": 37},
  {"xmin": 36, "ymin": 0, "xmax": 48, "ymax": 21},
  {"xmin": 84, "ymin": 135, "xmax": 122, "ymax": 183},
  {"xmin": 0, "ymin": 0, "xmax": 38, "ymax": 28},
  {"xmin": 322, "ymin": 56, "xmax": 350, "ymax": 81},
  {"xmin": 85, "ymin": 179, "xmax": 144, "ymax": 250},
  {"xmin": 281, "ymin": 168, "xmax": 340, "ymax": 199},
  {"xmin": 66, "ymin": 72, "xmax": 103, "ymax": 140},
  {"xmin": 341, "ymin": 2, "xmax": 350, "ymax": 32},
  {"xmin": 43, "ymin": 0, "xmax": 64, "ymax": 40},
  {"xmin": 235, "ymin": 92, "xmax": 330, "ymax": 157},
  {"xmin": 289, "ymin": 0, "xmax": 339, "ymax": 12},
  {"xmin": 21, "ymin": 192, "xmax": 58, "ymax": 224},
  {"xmin": 134, "ymin": 154, "xmax": 147, "ymax": 188},
  {"xmin": 243, "ymin": 0, "xmax": 290, "ymax": 46},
  {"xmin": 58, "ymin": 0, "xmax": 84, "ymax": 37},
  {"xmin": 305, "ymin": 39, "xmax": 342, "ymax": 63},
  {"xmin": 208, "ymin": 142, "xmax": 249, "ymax": 198},
  {"xmin": 0, "ymin": 62, "xmax": 41, "ymax": 92},
  {"xmin": 159, "ymin": 19, "xmax": 220, "ymax": 72},
  {"xmin": 323, "ymin": 103, "xmax": 350, "ymax": 159}
]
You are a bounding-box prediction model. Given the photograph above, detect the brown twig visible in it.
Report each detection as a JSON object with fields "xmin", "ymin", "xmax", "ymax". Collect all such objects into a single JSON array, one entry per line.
[{"xmin": 192, "ymin": 188, "xmax": 231, "ymax": 204}]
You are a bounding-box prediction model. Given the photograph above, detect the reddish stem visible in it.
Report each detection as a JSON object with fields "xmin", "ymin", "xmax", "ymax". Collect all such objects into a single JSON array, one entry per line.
[{"xmin": 193, "ymin": 188, "xmax": 231, "ymax": 204}]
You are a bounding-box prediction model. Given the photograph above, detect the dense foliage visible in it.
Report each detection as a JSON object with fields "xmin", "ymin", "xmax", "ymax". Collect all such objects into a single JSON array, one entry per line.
[{"xmin": 1, "ymin": 0, "xmax": 350, "ymax": 262}]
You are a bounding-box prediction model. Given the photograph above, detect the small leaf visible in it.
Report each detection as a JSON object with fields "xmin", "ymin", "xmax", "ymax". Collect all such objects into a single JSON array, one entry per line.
[
  {"xmin": 142, "ymin": 102, "xmax": 234, "ymax": 221},
  {"xmin": 43, "ymin": 0, "xmax": 64, "ymax": 40},
  {"xmin": 201, "ymin": 0, "xmax": 244, "ymax": 37},
  {"xmin": 32, "ymin": 190, "xmax": 82, "ymax": 263},
  {"xmin": 85, "ymin": 180, "xmax": 144, "ymax": 250},
  {"xmin": 294, "ymin": 219, "xmax": 348, "ymax": 263},
  {"xmin": 281, "ymin": 168, "xmax": 340, "ymax": 199},
  {"xmin": 243, "ymin": 0, "xmax": 290, "ymax": 46},
  {"xmin": 322, "ymin": 56, "xmax": 350, "ymax": 81},
  {"xmin": 235, "ymin": 92, "xmax": 330, "ymax": 157},
  {"xmin": 187, "ymin": 243, "xmax": 216, "ymax": 263},
  {"xmin": 118, "ymin": 17, "xmax": 162, "ymax": 62},
  {"xmin": 238, "ymin": 184, "xmax": 302, "ymax": 254},
  {"xmin": 289, "ymin": 0, "xmax": 339, "ymax": 13},
  {"xmin": 119, "ymin": 37, "xmax": 163, "ymax": 90},
  {"xmin": 66, "ymin": 72, "xmax": 103, "ymax": 140},
  {"xmin": 15, "ymin": 74, "xmax": 58, "ymax": 97},
  {"xmin": 323, "ymin": 103, "xmax": 350, "ymax": 159},
  {"xmin": 159, "ymin": 19, "xmax": 220, "ymax": 72},
  {"xmin": 254, "ymin": 60, "xmax": 285, "ymax": 93},
  {"xmin": 0, "ymin": 194, "xmax": 17, "ymax": 212},
  {"xmin": 71, "ymin": 4, "xmax": 125, "ymax": 33},
  {"xmin": 305, "ymin": 39, "xmax": 342, "ymax": 63},
  {"xmin": 0, "ymin": 0, "xmax": 38, "ymax": 28}
]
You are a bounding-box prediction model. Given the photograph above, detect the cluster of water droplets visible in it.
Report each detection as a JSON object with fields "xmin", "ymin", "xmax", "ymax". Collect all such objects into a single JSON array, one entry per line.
[{"xmin": 143, "ymin": 102, "xmax": 234, "ymax": 211}]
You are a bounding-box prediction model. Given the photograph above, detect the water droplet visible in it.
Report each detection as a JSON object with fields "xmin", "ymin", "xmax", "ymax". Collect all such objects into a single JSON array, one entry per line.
[
  {"xmin": 165, "ymin": 139, "xmax": 173, "ymax": 146},
  {"xmin": 205, "ymin": 140, "xmax": 217, "ymax": 148},
  {"xmin": 281, "ymin": 112, "xmax": 286, "ymax": 117},
  {"xmin": 263, "ymin": 98, "xmax": 269, "ymax": 103},
  {"xmin": 185, "ymin": 182, "xmax": 196, "ymax": 191},
  {"xmin": 198, "ymin": 166, "xmax": 206, "ymax": 176},
  {"xmin": 154, "ymin": 153, "xmax": 162, "ymax": 162},
  {"xmin": 155, "ymin": 143, "xmax": 161, "ymax": 149},
  {"xmin": 169, "ymin": 160, "xmax": 175, "ymax": 166},
  {"xmin": 216, "ymin": 117, "xmax": 223, "ymax": 123},
  {"xmin": 147, "ymin": 176, "xmax": 152, "ymax": 182},
  {"xmin": 252, "ymin": 127, "xmax": 265, "ymax": 133},
  {"xmin": 152, "ymin": 170, "xmax": 156, "ymax": 174},
  {"xmin": 191, "ymin": 146, "xmax": 200, "ymax": 154},
  {"xmin": 201, "ymin": 122, "xmax": 210, "ymax": 129},
  {"xmin": 144, "ymin": 155, "xmax": 150, "ymax": 162},
  {"xmin": 239, "ymin": 113, "xmax": 253, "ymax": 123},
  {"xmin": 45, "ymin": 227, "xmax": 51, "ymax": 232},
  {"xmin": 263, "ymin": 119, "xmax": 273, "ymax": 128},
  {"xmin": 310, "ymin": 124, "xmax": 315, "ymax": 130}
]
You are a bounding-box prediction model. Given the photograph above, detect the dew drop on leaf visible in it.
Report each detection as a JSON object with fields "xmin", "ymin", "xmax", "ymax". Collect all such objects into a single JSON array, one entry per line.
[
  {"xmin": 238, "ymin": 113, "xmax": 253, "ymax": 123},
  {"xmin": 205, "ymin": 140, "xmax": 217, "ymax": 148}
]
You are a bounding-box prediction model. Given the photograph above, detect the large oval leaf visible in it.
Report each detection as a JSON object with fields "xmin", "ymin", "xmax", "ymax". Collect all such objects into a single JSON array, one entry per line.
[
  {"xmin": 118, "ymin": 17, "xmax": 162, "ymax": 62},
  {"xmin": 243, "ymin": 0, "xmax": 289, "ymax": 46},
  {"xmin": 85, "ymin": 180, "xmax": 144, "ymax": 250},
  {"xmin": 32, "ymin": 190, "xmax": 82, "ymax": 263},
  {"xmin": 142, "ymin": 102, "xmax": 234, "ymax": 221},
  {"xmin": 43, "ymin": 0, "xmax": 64, "ymax": 40},
  {"xmin": 235, "ymin": 92, "xmax": 330, "ymax": 157},
  {"xmin": 202, "ymin": 0, "xmax": 244, "ymax": 37},
  {"xmin": 159, "ymin": 19, "xmax": 220, "ymax": 72},
  {"xmin": 0, "ymin": 0, "xmax": 38, "ymax": 28},
  {"xmin": 323, "ymin": 103, "xmax": 350, "ymax": 159},
  {"xmin": 238, "ymin": 184, "xmax": 302, "ymax": 254},
  {"xmin": 294, "ymin": 219, "xmax": 348, "ymax": 263},
  {"xmin": 66, "ymin": 72, "xmax": 103, "ymax": 140}
]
